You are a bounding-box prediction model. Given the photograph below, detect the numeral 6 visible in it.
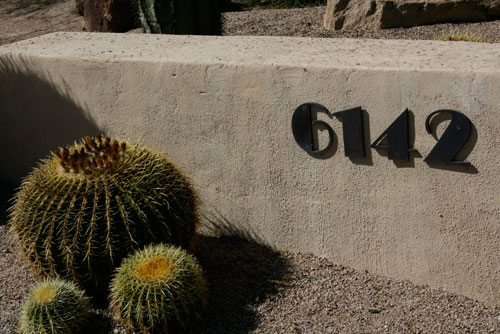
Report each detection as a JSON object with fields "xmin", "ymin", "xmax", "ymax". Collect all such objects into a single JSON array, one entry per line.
[{"xmin": 291, "ymin": 103, "xmax": 334, "ymax": 155}]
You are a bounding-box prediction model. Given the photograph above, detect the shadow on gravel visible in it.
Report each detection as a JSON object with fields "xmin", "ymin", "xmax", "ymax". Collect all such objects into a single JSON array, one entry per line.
[
  {"xmin": 84, "ymin": 312, "xmax": 113, "ymax": 334},
  {"xmin": 188, "ymin": 212, "xmax": 291, "ymax": 334},
  {"xmin": 0, "ymin": 181, "xmax": 16, "ymax": 225},
  {"xmin": 76, "ymin": 213, "xmax": 291, "ymax": 334}
]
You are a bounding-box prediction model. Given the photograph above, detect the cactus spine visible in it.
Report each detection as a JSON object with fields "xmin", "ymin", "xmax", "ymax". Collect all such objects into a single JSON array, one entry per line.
[
  {"xmin": 138, "ymin": 0, "xmax": 174, "ymax": 34},
  {"xmin": 19, "ymin": 278, "xmax": 90, "ymax": 334},
  {"xmin": 137, "ymin": 0, "xmax": 223, "ymax": 35},
  {"xmin": 110, "ymin": 243, "xmax": 207, "ymax": 333},
  {"xmin": 10, "ymin": 136, "xmax": 198, "ymax": 299}
]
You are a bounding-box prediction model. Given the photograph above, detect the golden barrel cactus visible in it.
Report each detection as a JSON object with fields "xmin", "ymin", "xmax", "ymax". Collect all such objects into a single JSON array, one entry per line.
[
  {"xmin": 19, "ymin": 278, "xmax": 90, "ymax": 334},
  {"xmin": 109, "ymin": 243, "xmax": 207, "ymax": 333},
  {"xmin": 10, "ymin": 136, "xmax": 198, "ymax": 300}
]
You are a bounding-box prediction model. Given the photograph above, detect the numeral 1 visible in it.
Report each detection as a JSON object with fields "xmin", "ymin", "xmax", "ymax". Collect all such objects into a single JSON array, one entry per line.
[{"xmin": 334, "ymin": 107, "xmax": 365, "ymax": 159}]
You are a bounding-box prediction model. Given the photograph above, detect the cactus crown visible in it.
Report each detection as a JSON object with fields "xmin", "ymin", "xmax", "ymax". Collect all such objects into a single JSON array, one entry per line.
[
  {"xmin": 52, "ymin": 135, "xmax": 127, "ymax": 175},
  {"xmin": 110, "ymin": 244, "xmax": 207, "ymax": 333},
  {"xmin": 33, "ymin": 285, "xmax": 57, "ymax": 303},
  {"xmin": 134, "ymin": 255, "xmax": 173, "ymax": 282}
]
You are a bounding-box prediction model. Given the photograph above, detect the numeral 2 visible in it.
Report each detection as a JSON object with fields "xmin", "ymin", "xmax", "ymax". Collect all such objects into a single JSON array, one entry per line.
[{"xmin": 424, "ymin": 109, "xmax": 472, "ymax": 165}]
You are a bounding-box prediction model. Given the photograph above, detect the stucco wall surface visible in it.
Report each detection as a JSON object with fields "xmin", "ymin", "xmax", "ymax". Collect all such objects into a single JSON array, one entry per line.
[{"xmin": 0, "ymin": 33, "xmax": 499, "ymax": 305}]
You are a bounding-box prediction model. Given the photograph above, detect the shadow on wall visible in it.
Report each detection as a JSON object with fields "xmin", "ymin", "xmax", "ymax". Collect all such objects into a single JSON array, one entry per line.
[
  {"xmin": 0, "ymin": 55, "xmax": 101, "ymax": 184},
  {"xmin": 0, "ymin": 55, "xmax": 101, "ymax": 224}
]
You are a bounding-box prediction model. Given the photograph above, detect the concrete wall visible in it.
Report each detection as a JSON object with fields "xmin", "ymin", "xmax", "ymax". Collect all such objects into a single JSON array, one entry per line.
[{"xmin": 1, "ymin": 33, "xmax": 499, "ymax": 305}]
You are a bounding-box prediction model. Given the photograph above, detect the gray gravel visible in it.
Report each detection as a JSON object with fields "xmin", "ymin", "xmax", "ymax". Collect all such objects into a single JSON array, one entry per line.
[
  {"xmin": 224, "ymin": 6, "xmax": 500, "ymax": 43},
  {"xmin": 2, "ymin": 216, "xmax": 500, "ymax": 333},
  {"xmin": 1, "ymin": 3, "xmax": 500, "ymax": 46}
]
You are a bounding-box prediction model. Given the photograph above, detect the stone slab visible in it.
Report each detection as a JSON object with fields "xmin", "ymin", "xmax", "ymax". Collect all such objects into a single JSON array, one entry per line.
[
  {"xmin": 324, "ymin": 0, "xmax": 500, "ymax": 30},
  {"xmin": 1, "ymin": 33, "xmax": 499, "ymax": 305}
]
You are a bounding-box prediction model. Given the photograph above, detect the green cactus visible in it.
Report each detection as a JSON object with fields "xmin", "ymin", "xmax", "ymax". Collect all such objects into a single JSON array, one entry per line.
[
  {"xmin": 109, "ymin": 243, "xmax": 207, "ymax": 333},
  {"xmin": 10, "ymin": 136, "xmax": 198, "ymax": 300},
  {"xmin": 136, "ymin": 0, "xmax": 224, "ymax": 35},
  {"xmin": 19, "ymin": 278, "xmax": 90, "ymax": 334},
  {"xmin": 138, "ymin": 0, "xmax": 174, "ymax": 34}
]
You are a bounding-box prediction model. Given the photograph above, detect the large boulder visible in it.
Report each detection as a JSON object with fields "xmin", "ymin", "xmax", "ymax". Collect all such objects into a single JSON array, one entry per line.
[{"xmin": 324, "ymin": 0, "xmax": 500, "ymax": 30}]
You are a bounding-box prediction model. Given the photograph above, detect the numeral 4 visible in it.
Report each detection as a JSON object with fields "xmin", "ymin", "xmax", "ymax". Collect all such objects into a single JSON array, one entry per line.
[{"xmin": 371, "ymin": 109, "xmax": 415, "ymax": 162}]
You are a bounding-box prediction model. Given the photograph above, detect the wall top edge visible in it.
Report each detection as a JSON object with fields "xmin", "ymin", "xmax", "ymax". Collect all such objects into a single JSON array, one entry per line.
[{"xmin": 0, "ymin": 32, "xmax": 499, "ymax": 73}]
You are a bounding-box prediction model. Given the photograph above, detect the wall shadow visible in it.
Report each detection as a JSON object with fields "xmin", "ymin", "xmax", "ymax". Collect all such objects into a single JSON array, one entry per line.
[
  {"xmin": 0, "ymin": 55, "xmax": 101, "ymax": 184},
  {"xmin": 188, "ymin": 212, "xmax": 291, "ymax": 334}
]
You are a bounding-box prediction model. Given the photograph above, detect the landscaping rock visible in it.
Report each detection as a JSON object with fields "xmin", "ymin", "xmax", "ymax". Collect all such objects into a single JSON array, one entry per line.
[
  {"xmin": 324, "ymin": 0, "xmax": 500, "ymax": 30},
  {"xmin": 83, "ymin": 0, "xmax": 139, "ymax": 32}
]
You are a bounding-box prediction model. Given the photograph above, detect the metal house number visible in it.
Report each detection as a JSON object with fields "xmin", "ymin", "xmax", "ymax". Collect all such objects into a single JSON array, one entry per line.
[{"xmin": 291, "ymin": 103, "xmax": 473, "ymax": 165}]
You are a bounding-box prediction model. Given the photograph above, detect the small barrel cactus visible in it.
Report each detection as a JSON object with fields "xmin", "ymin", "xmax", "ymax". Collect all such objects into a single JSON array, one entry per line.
[
  {"xmin": 10, "ymin": 136, "xmax": 198, "ymax": 299},
  {"xmin": 109, "ymin": 243, "xmax": 207, "ymax": 333},
  {"xmin": 19, "ymin": 278, "xmax": 90, "ymax": 334}
]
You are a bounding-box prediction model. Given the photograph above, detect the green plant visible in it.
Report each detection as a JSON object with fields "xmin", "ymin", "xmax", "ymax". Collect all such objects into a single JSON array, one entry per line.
[
  {"xmin": 244, "ymin": 0, "xmax": 326, "ymax": 9},
  {"xmin": 434, "ymin": 32, "xmax": 487, "ymax": 43},
  {"xmin": 19, "ymin": 278, "xmax": 90, "ymax": 334},
  {"xmin": 109, "ymin": 243, "xmax": 207, "ymax": 333},
  {"xmin": 10, "ymin": 136, "xmax": 198, "ymax": 300},
  {"xmin": 137, "ymin": 0, "xmax": 226, "ymax": 35}
]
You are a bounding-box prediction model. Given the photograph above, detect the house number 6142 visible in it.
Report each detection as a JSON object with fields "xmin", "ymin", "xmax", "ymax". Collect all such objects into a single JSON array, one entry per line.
[{"xmin": 291, "ymin": 103, "xmax": 473, "ymax": 165}]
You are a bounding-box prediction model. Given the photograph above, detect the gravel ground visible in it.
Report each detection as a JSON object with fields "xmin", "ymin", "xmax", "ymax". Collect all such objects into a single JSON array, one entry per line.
[
  {"xmin": 224, "ymin": 6, "xmax": 500, "ymax": 42},
  {"xmin": 1, "ymin": 183, "xmax": 500, "ymax": 334},
  {"xmin": 1, "ymin": 220, "xmax": 500, "ymax": 334},
  {"xmin": 1, "ymin": 2, "xmax": 500, "ymax": 46},
  {"xmin": 0, "ymin": 0, "xmax": 82, "ymax": 46}
]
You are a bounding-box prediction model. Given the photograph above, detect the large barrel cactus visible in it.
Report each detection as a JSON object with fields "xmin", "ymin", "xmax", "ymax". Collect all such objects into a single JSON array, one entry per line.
[
  {"xmin": 137, "ymin": 0, "xmax": 225, "ymax": 35},
  {"xmin": 10, "ymin": 136, "xmax": 198, "ymax": 300},
  {"xmin": 110, "ymin": 243, "xmax": 207, "ymax": 333}
]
